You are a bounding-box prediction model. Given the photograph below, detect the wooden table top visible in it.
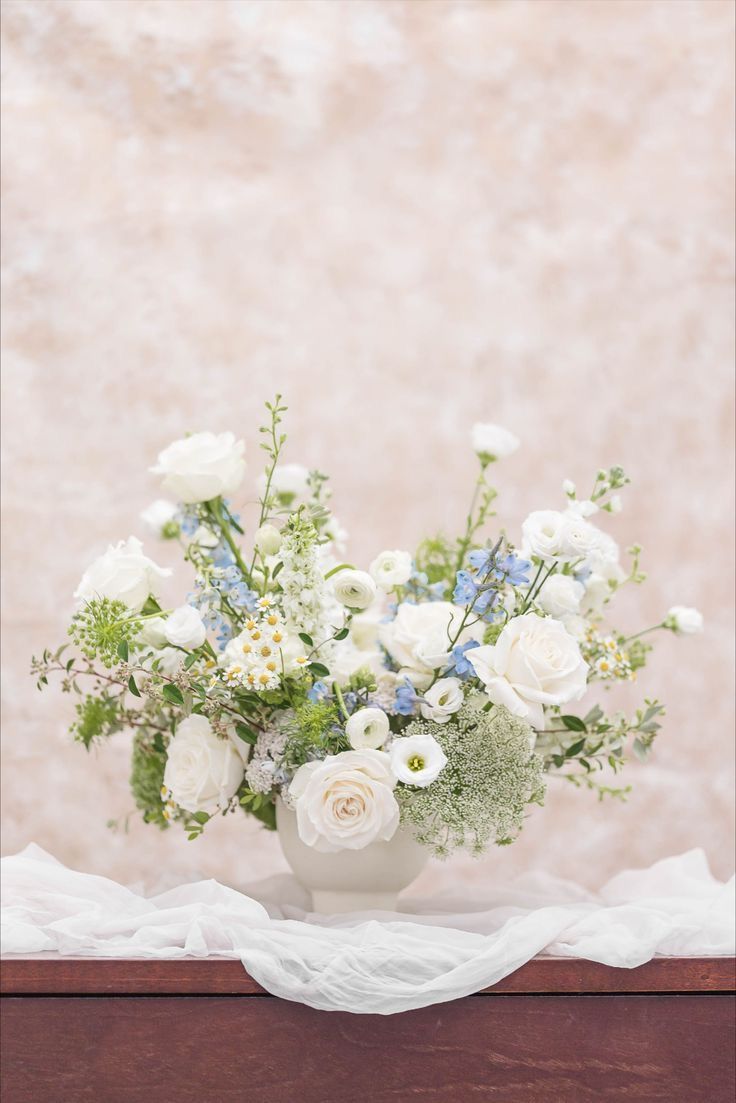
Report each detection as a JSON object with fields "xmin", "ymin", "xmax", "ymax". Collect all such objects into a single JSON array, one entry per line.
[{"xmin": 2, "ymin": 953, "xmax": 734, "ymax": 996}]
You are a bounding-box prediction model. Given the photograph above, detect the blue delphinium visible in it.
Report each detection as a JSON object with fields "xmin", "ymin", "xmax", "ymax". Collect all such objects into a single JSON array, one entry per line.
[
  {"xmin": 394, "ymin": 678, "xmax": 420, "ymax": 715},
  {"xmin": 308, "ymin": 680, "xmax": 330, "ymax": 703},
  {"xmin": 228, "ymin": 582, "xmax": 259, "ymax": 610},
  {"xmin": 451, "ymin": 639, "xmax": 481, "ymax": 679},
  {"xmin": 495, "ymin": 553, "xmax": 532, "ymax": 588}
]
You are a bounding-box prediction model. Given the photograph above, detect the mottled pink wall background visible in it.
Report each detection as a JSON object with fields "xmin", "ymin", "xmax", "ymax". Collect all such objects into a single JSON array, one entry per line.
[{"xmin": 2, "ymin": 0, "xmax": 734, "ymax": 892}]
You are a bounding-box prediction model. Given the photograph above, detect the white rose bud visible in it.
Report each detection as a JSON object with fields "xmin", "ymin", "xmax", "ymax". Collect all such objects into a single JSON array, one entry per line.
[
  {"xmin": 665, "ymin": 606, "xmax": 704, "ymax": 635},
  {"xmin": 140, "ymin": 499, "xmax": 179, "ymax": 539},
  {"xmin": 609, "ymin": 495, "xmax": 622, "ymax": 513},
  {"xmin": 74, "ymin": 536, "xmax": 172, "ymax": 613},
  {"xmin": 164, "ymin": 605, "xmax": 207, "ymax": 651},
  {"xmin": 254, "ymin": 523, "xmax": 282, "ymax": 556},
  {"xmin": 471, "ymin": 423, "xmax": 520, "ymax": 461},
  {"xmin": 420, "ymin": 678, "xmax": 464, "ymax": 724},
  {"xmin": 151, "ymin": 431, "xmax": 246, "ymax": 504},
  {"xmin": 369, "ymin": 549, "xmax": 413, "ymax": 592},
  {"xmin": 562, "ymin": 479, "xmax": 576, "ymax": 496},
  {"xmin": 138, "ymin": 616, "xmax": 169, "ymax": 649},
  {"xmin": 163, "ymin": 715, "xmax": 244, "ymax": 815},
  {"xmin": 345, "ymin": 707, "xmax": 390, "ymax": 750},
  {"xmin": 390, "ymin": 734, "xmax": 447, "ymax": 788},
  {"xmin": 332, "ymin": 569, "xmax": 377, "ymax": 610}
]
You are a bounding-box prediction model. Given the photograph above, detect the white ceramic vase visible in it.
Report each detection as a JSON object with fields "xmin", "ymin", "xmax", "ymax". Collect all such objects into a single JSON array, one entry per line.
[{"xmin": 276, "ymin": 801, "xmax": 428, "ymax": 914}]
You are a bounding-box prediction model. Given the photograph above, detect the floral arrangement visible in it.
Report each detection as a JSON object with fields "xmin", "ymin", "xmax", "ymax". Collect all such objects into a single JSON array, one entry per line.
[{"xmin": 33, "ymin": 397, "xmax": 703, "ymax": 857}]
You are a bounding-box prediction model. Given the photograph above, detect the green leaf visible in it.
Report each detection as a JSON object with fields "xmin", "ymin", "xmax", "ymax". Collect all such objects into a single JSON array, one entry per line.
[
  {"xmin": 333, "ymin": 628, "xmax": 349, "ymax": 641},
  {"xmin": 308, "ymin": 662, "xmax": 330, "ymax": 678},
  {"xmin": 565, "ymin": 737, "xmax": 587, "ymax": 758},
  {"xmin": 192, "ymin": 811, "xmax": 210, "ymax": 825},
  {"xmin": 162, "ymin": 684, "xmax": 184, "ymax": 706},
  {"xmin": 184, "ymin": 653, "xmax": 198, "ymax": 670},
  {"xmin": 235, "ymin": 723, "xmax": 259, "ymax": 745},
  {"xmin": 298, "ymin": 633, "xmax": 314, "ymax": 647},
  {"xmin": 272, "ymin": 561, "xmax": 283, "ymax": 580},
  {"xmin": 153, "ymin": 733, "xmax": 166, "ymax": 754},
  {"xmin": 117, "ymin": 640, "xmax": 129, "ymax": 663},
  {"xmin": 561, "ymin": 715, "xmax": 587, "ymax": 733},
  {"xmin": 127, "ymin": 675, "xmax": 141, "ymax": 698}
]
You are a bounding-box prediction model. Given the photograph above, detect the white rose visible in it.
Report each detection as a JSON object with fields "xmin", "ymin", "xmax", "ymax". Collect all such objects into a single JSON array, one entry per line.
[
  {"xmin": 74, "ymin": 536, "xmax": 171, "ymax": 613},
  {"xmin": 345, "ymin": 707, "xmax": 390, "ymax": 750},
  {"xmin": 560, "ymin": 614, "xmax": 587, "ymax": 640},
  {"xmin": 537, "ymin": 574, "xmax": 585, "ymax": 618},
  {"xmin": 140, "ymin": 499, "xmax": 178, "ymax": 538},
  {"xmin": 521, "ymin": 511, "xmax": 568, "ymax": 562},
  {"xmin": 289, "ymin": 750, "xmax": 399, "ymax": 852},
  {"xmin": 259, "ymin": 463, "xmax": 310, "ymax": 504},
  {"xmin": 471, "ymin": 423, "xmax": 520, "ymax": 461},
  {"xmin": 332, "ymin": 569, "xmax": 377, "ymax": 610},
  {"xmin": 138, "ymin": 616, "xmax": 169, "ymax": 649},
  {"xmin": 163, "ymin": 715, "xmax": 244, "ymax": 815},
  {"xmin": 151, "ymin": 431, "xmax": 246, "ymax": 504},
  {"xmin": 665, "ymin": 606, "xmax": 704, "ymax": 634},
  {"xmin": 562, "ymin": 514, "xmax": 610, "ymax": 565},
  {"xmin": 328, "ymin": 641, "xmax": 384, "ymax": 686},
  {"xmin": 350, "ymin": 606, "xmax": 383, "ymax": 651},
  {"xmin": 164, "ymin": 605, "xmax": 207, "ymax": 651},
  {"xmin": 420, "ymin": 677, "xmax": 464, "ymax": 724},
  {"xmin": 390, "ymin": 734, "xmax": 447, "ymax": 787},
  {"xmin": 253, "ymin": 523, "xmax": 282, "ymax": 556},
  {"xmin": 468, "ymin": 613, "xmax": 588, "ymax": 729},
  {"xmin": 565, "ymin": 498, "xmax": 599, "ymax": 518},
  {"xmin": 369, "ymin": 550, "xmax": 413, "ymax": 592},
  {"xmin": 379, "ymin": 601, "xmax": 483, "ymax": 679}
]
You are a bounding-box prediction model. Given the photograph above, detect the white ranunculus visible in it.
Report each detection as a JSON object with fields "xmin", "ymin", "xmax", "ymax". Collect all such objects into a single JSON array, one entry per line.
[
  {"xmin": 138, "ymin": 616, "xmax": 169, "ymax": 649},
  {"xmin": 380, "ymin": 601, "xmax": 483, "ymax": 680},
  {"xmin": 164, "ymin": 605, "xmax": 207, "ymax": 651},
  {"xmin": 369, "ymin": 550, "xmax": 413, "ymax": 592},
  {"xmin": 537, "ymin": 574, "xmax": 585, "ymax": 619},
  {"xmin": 332, "ymin": 569, "xmax": 377, "ymax": 610},
  {"xmin": 151, "ymin": 431, "xmax": 246, "ymax": 504},
  {"xmin": 390, "ymin": 734, "xmax": 448, "ymax": 787},
  {"xmin": 140, "ymin": 499, "xmax": 178, "ymax": 538},
  {"xmin": 253, "ymin": 523, "xmax": 282, "ymax": 556},
  {"xmin": 471, "ymin": 423, "xmax": 520, "ymax": 461},
  {"xmin": 521, "ymin": 510, "xmax": 568, "ymax": 562},
  {"xmin": 420, "ymin": 677, "xmax": 464, "ymax": 724},
  {"xmin": 74, "ymin": 536, "xmax": 171, "ymax": 613},
  {"xmin": 259, "ymin": 463, "xmax": 310, "ymax": 504},
  {"xmin": 468, "ymin": 613, "xmax": 588, "ymax": 729},
  {"xmin": 289, "ymin": 750, "xmax": 399, "ymax": 852},
  {"xmin": 345, "ymin": 707, "xmax": 390, "ymax": 750},
  {"xmin": 163, "ymin": 715, "xmax": 244, "ymax": 815},
  {"xmin": 665, "ymin": 606, "xmax": 704, "ymax": 634}
]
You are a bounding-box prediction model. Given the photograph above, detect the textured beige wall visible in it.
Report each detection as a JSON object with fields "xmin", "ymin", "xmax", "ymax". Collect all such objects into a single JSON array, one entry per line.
[{"xmin": 2, "ymin": 0, "xmax": 734, "ymax": 894}]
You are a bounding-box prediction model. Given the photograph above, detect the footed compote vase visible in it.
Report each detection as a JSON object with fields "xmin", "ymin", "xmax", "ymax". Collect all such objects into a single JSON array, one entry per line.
[{"xmin": 276, "ymin": 801, "xmax": 428, "ymax": 914}]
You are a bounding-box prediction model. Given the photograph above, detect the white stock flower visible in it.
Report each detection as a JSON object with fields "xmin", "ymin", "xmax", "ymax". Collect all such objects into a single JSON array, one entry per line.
[
  {"xmin": 537, "ymin": 574, "xmax": 585, "ymax": 619},
  {"xmin": 345, "ymin": 707, "xmax": 390, "ymax": 750},
  {"xmin": 253, "ymin": 524, "xmax": 282, "ymax": 556},
  {"xmin": 289, "ymin": 750, "xmax": 399, "ymax": 852},
  {"xmin": 471, "ymin": 423, "xmax": 520, "ymax": 461},
  {"xmin": 420, "ymin": 678, "xmax": 464, "ymax": 724},
  {"xmin": 140, "ymin": 499, "xmax": 178, "ymax": 537},
  {"xmin": 369, "ymin": 550, "xmax": 413, "ymax": 592},
  {"xmin": 164, "ymin": 605, "xmax": 207, "ymax": 651},
  {"xmin": 379, "ymin": 601, "xmax": 483, "ymax": 682},
  {"xmin": 665, "ymin": 606, "xmax": 704, "ymax": 634},
  {"xmin": 163, "ymin": 715, "xmax": 244, "ymax": 815},
  {"xmin": 259, "ymin": 463, "xmax": 310, "ymax": 503},
  {"xmin": 151, "ymin": 431, "xmax": 246, "ymax": 504},
  {"xmin": 468, "ymin": 613, "xmax": 588, "ymax": 729},
  {"xmin": 390, "ymin": 734, "xmax": 447, "ymax": 787},
  {"xmin": 74, "ymin": 536, "xmax": 171, "ymax": 613},
  {"xmin": 332, "ymin": 569, "xmax": 377, "ymax": 610}
]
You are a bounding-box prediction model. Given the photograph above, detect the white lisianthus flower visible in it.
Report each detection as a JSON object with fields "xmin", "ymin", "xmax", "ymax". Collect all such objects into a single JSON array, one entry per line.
[
  {"xmin": 289, "ymin": 750, "xmax": 399, "ymax": 852},
  {"xmin": 74, "ymin": 536, "xmax": 171, "ymax": 613},
  {"xmin": 138, "ymin": 616, "xmax": 169, "ymax": 649},
  {"xmin": 259, "ymin": 463, "xmax": 310, "ymax": 504},
  {"xmin": 369, "ymin": 550, "xmax": 413, "ymax": 592},
  {"xmin": 332, "ymin": 569, "xmax": 377, "ymax": 610},
  {"xmin": 420, "ymin": 678, "xmax": 464, "ymax": 724},
  {"xmin": 151, "ymin": 431, "xmax": 246, "ymax": 504},
  {"xmin": 390, "ymin": 734, "xmax": 448, "ymax": 787},
  {"xmin": 565, "ymin": 499, "xmax": 598, "ymax": 519},
  {"xmin": 164, "ymin": 605, "xmax": 207, "ymax": 651},
  {"xmin": 468, "ymin": 613, "xmax": 588, "ymax": 729},
  {"xmin": 164, "ymin": 715, "xmax": 244, "ymax": 815},
  {"xmin": 471, "ymin": 423, "xmax": 520, "ymax": 461},
  {"xmin": 537, "ymin": 574, "xmax": 585, "ymax": 619},
  {"xmin": 379, "ymin": 601, "xmax": 483, "ymax": 681},
  {"xmin": 254, "ymin": 523, "xmax": 282, "ymax": 556},
  {"xmin": 665, "ymin": 606, "xmax": 704, "ymax": 634},
  {"xmin": 140, "ymin": 499, "xmax": 178, "ymax": 538},
  {"xmin": 345, "ymin": 707, "xmax": 390, "ymax": 750},
  {"xmin": 521, "ymin": 511, "xmax": 568, "ymax": 562}
]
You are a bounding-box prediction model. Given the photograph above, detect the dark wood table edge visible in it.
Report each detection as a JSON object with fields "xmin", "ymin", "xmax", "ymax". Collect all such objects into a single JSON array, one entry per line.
[{"xmin": 2, "ymin": 955, "xmax": 734, "ymax": 997}]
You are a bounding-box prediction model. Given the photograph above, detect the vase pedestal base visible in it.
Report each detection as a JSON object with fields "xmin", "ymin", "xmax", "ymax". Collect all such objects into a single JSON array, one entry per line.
[{"xmin": 310, "ymin": 889, "xmax": 399, "ymax": 914}]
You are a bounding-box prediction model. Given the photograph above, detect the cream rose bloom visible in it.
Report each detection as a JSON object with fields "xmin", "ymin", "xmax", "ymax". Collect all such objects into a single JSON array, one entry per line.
[
  {"xmin": 332, "ymin": 569, "xmax": 377, "ymax": 610},
  {"xmin": 164, "ymin": 605, "xmax": 207, "ymax": 651},
  {"xmin": 379, "ymin": 601, "xmax": 483, "ymax": 683},
  {"xmin": 289, "ymin": 750, "xmax": 399, "ymax": 852},
  {"xmin": 151, "ymin": 431, "xmax": 246, "ymax": 504},
  {"xmin": 521, "ymin": 511, "xmax": 569, "ymax": 562},
  {"xmin": 74, "ymin": 536, "xmax": 171, "ymax": 613},
  {"xmin": 163, "ymin": 715, "xmax": 245, "ymax": 815},
  {"xmin": 471, "ymin": 423, "xmax": 520, "ymax": 460},
  {"xmin": 468, "ymin": 613, "xmax": 588, "ymax": 729},
  {"xmin": 369, "ymin": 550, "xmax": 413, "ymax": 592}
]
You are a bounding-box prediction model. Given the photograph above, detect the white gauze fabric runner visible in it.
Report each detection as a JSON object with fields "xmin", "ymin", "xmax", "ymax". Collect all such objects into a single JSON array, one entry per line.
[{"xmin": 2, "ymin": 845, "xmax": 733, "ymax": 1015}]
